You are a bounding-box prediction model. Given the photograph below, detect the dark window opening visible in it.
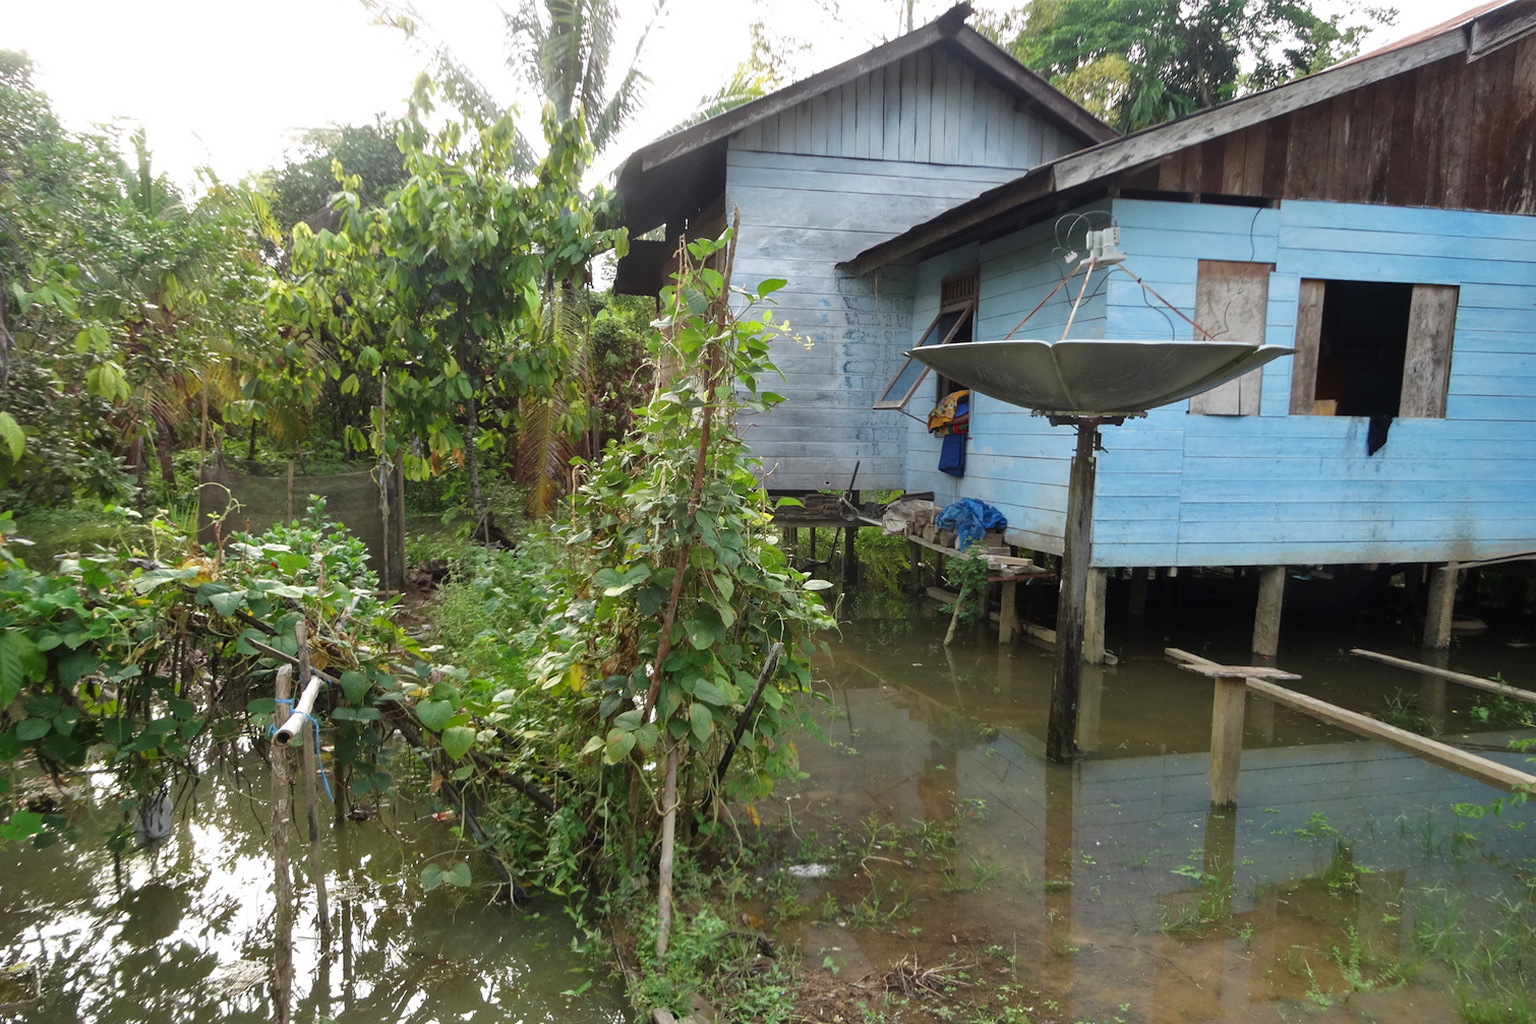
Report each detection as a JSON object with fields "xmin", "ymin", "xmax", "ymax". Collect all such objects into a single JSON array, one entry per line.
[{"xmin": 1314, "ymin": 280, "xmax": 1414, "ymax": 417}]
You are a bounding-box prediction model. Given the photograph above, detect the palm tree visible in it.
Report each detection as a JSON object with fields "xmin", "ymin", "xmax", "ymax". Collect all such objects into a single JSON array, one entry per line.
[{"xmin": 365, "ymin": 0, "xmax": 661, "ymax": 171}]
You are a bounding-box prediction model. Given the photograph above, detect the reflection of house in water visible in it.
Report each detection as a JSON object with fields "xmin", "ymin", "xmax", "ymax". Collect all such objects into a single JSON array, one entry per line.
[
  {"xmin": 617, "ymin": 2, "xmax": 1536, "ymax": 652},
  {"xmin": 794, "ymin": 658, "xmax": 1533, "ymax": 1022}
]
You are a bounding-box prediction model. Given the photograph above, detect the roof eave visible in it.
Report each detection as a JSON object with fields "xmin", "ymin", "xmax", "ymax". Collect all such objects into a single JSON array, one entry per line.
[{"xmin": 841, "ymin": 15, "xmax": 1499, "ymax": 276}]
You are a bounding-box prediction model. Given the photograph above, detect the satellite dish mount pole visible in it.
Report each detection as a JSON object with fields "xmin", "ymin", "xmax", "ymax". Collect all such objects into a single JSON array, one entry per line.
[{"xmin": 1046, "ymin": 415, "xmax": 1117, "ymax": 762}]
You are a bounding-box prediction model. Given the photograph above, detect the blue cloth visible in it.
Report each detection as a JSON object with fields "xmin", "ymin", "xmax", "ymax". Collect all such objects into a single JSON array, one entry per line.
[
  {"xmin": 938, "ymin": 433, "xmax": 966, "ymax": 477},
  {"xmin": 935, "ymin": 498, "xmax": 1007, "ymax": 549}
]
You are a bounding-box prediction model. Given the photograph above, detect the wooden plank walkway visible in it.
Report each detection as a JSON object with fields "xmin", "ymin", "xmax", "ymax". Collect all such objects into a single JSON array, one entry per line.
[
  {"xmin": 1167, "ymin": 647, "xmax": 1536, "ymax": 794},
  {"xmin": 1350, "ymin": 647, "xmax": 1536, "ymax": 704}
]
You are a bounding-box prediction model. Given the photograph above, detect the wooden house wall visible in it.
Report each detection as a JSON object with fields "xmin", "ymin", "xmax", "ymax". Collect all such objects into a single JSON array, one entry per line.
[
  {"xmin": 900, "ymin": 197, "xmax": 1536, "ymax": 567},
  {"xmin": 731, "ymin": 47, "xmax": 1080, "ymax": 170},
  {"xmin": 1129, "ymin": 40, "xmax": 1536, "ymax": 215},
  {"xmin": 727, "ymin": 53, "xmax": 1086, "ymax": 491},
  {"xmin": 902, "ymin": 205, "xmax": 1111, "ymax": 548}
]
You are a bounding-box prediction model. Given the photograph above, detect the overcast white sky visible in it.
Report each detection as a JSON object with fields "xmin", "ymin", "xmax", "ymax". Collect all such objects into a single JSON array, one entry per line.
[{"xmin": 6, "ymin": 0, "xmax": 1470, "ymax": 189}]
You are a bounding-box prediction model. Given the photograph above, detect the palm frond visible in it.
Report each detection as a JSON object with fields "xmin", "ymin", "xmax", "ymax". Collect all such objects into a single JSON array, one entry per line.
[{"xmin": 366, "ymin": 0, "xmax": 503, "ymax": 124}]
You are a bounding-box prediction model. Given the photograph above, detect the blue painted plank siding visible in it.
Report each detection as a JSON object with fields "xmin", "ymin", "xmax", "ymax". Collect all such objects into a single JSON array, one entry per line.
[
  {"xmin": 900, "ymin": 198, "xmax": 1536, "ymax": 566},
  {"xmin": 735, "ymin": 52, "xmax": 1078, "ymax": 170},
  {"xmin": 726, "ymin": 49, "xmax": 1087, "ymax": 490}
]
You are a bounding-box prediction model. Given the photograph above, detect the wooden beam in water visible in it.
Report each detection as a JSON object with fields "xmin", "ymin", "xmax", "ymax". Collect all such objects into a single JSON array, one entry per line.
[
  {"xmin": 1350, "ymin": 648, "xmax": 1536, "ymax": 705},
  {"xmin": 1167, "ymin": 648, "xmax": 1536, "ymax": 794},
  {"xmin": 1178, "ymin": 662, "xmax": 1301, "ymax": 810}
]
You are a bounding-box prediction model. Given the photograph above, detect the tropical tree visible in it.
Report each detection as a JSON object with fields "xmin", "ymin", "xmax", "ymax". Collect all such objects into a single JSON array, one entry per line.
[
  {"xmin": 0, "ymin": 53, "xmax": 268, "ymax": 504},
  {"xmin": 268, "ymin": 77, "xmax": 625, "ymax": 531},
  {"xmin": 265, "ymin": 117, "xmax": 409, "ymax": 239},
  {"xmin": 1004, "ymin": 0, "xmax": 1393, "ymax": 131}
]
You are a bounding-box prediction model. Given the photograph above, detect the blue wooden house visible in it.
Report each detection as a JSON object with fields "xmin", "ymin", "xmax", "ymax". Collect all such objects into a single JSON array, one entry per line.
[
  {"xmin": 613, "ymin": 4, "xmax": 1114, "ymax": 491},
  {"xmin": 616, "ymin": 1, "xmax": 1536, "ymax": 651},
  {"xmin": 850, "ymin": 0, "xmax": 1536, "ymax": 650}
]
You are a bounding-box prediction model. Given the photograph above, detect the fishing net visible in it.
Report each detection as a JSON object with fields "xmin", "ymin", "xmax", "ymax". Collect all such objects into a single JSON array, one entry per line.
[{"xmin": 196, "ymin": 458, "xmax": 405, "ymax": 589}]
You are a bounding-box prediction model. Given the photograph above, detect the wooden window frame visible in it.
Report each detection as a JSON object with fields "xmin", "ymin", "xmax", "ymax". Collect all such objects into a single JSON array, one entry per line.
[
  {"xmin": 1188, "ymin": 259, "xmax": 1273, "ymax": 416},
  {"xmin": 874, "ymin": 273, "xmax": 978, "ymax": 411},
  {"xmin": 1289, "ymin": 279, "xmax": 1458, "ymax": 419}
]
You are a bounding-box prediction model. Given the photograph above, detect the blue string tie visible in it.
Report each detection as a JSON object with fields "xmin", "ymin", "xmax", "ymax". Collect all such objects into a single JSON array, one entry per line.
[{"xmin": 266, "ymin": 697, "xmax": 334, "ymax": 802}]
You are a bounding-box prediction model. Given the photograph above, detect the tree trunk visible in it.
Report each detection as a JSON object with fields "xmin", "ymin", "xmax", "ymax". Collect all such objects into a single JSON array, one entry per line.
[{"xmin": 152, "ymin": 408, "xmax": 176, "ymax": 484}]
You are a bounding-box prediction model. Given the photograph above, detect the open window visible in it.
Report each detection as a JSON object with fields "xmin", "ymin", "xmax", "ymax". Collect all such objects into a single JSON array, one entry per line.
[
  {"xmin": 874, "ymin": 272, "xmax": 976, "ymax": 410},
  {"xmin": 1290, "ymin": 279, "xmax": 1458, "ymax": 418}
]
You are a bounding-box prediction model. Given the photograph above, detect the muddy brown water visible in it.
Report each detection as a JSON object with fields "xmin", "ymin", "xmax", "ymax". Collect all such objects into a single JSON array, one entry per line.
[
  {"xmin": 3, "ymin": 577, "xmax": 1531, "ymax": 1024},
  {"xmin": 763, "ymin": 590, "xmax": 1535, "ymax": 1023},
  {"xmin": 0, "ymin": 748, "xmax": 627, "ymax": 1024}
]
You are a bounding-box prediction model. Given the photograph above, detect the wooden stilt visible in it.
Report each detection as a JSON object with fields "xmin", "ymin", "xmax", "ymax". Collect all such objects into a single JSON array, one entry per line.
[
  {"xmin": 997, "ymin": 578, "xmax": 1018, "ymax": 644},
  {"xmin": 1208, "ymin": 674, "xmax": 1247, "ymax": 810},
  {"xmin": 1077, "ymin": 664, "xmax": 1104, "ymax": 753},
  {"xmin": 1176, "ymin": 663, "xmax": 1302, "ymax": 810},
  {"xmin": 1252, "ymin": 565, "xmax": 1286, "ymax": 657},
  {"xmin": 1424, "ymin": 563, "xmax": 1458, "ymax": 649},
  {"xmin": 1128, "ymin": 566, "xmax": 1148, "ymax": 618},
  {"xmin": 1084, "ymin": 568, "xmax": 1107, "ymax": 665},
  {"xmin": 908, "ymin": 540, "xmax": 922, "ymax": 593},
  {"xmin": 1046, "ymin": 421, "xmax": 1099, "ymax": 763}
]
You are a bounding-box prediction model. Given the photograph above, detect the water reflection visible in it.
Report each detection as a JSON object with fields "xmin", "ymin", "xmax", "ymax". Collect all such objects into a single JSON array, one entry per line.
[
  {"xmin": 781, "ymin": 608, "xmax": 1535, "ymax": 1023},
  {"xmin": 0, "ymin": 746, "xmax": 627, "ymax": 1024}
]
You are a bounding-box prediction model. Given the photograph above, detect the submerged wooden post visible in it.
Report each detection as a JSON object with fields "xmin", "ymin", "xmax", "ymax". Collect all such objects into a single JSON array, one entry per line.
[
  {"xmin": 270, "ymin": 665, "xmax": 295, "ymax": 1024},
  {"xmin": 1083, "ymin": 568, "xmax": 1108, "ymax": 664},
  {"xmin": 1252, "ymin": 565, "xmax": 1286, "ymax": 657},
  {"xmin": 997, "ymin": 578, "xmax": 1018, "ymax": 644},
  {"xmin": 1424, "ymin": 563, "xmax": 1458, "ymax": 649},
  {"xmin": 908, "ymin": 540, "xmax": 923, "ymax": 593},
  {"xmin": 1128, "ymin": 566, "xmax": 1148, "ymax": 618},
  {"xmin": 1046, "ymin": 420, "xmax": 1100, "ymax": 763},
  {"xmin": 1178, "ymin": 663, "xmax": 1301, "ymax": 810},
  {"xmin": 295, "ymin": 621, "xmax": 329, "ymax": 946}
]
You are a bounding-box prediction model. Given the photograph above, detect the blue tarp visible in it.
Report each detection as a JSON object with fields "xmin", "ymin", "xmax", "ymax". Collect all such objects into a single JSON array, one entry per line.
[{"xmin": 935, "ymin": 498, "xmax": 1007, "ymax": 550}]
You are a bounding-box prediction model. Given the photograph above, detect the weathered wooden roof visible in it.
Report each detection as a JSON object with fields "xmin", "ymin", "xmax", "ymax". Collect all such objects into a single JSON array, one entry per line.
[
  {"xmin": 612, "ymin": 3, "xmax": 1116, "ymax": 240},
  {"xmin": 842, "ymin": 0, "xmax": 1536, "ymax": 276}
]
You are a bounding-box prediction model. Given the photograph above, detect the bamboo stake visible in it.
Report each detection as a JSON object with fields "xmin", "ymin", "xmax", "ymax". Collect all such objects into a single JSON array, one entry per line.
[
  {"xmin": 297, "ymin": 622, "xmax": 331, "ymax": 947},
  {"xmin": 654, "ymin": 743, "xmax": 681, "ymax": 960},
  {"xmin": 641, "ymin": 212, "xmax": 740, "ymax": 723},
  {"xmin": 270, "ymin": 664, "xmax": 294, "ymax": 1024},
  {"xmin": 378, "ymin": 372, "xmax": 391, "ymax": 593},
  {"xmin": 653, "ymin": 211, "xmax": 741, "ymax": 962}
]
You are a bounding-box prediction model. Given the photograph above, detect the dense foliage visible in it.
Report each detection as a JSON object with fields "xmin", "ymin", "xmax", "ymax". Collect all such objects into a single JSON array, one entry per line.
[
  {"xmin": 1000, "ymin": 0, "xmax": 1390, "ymax": 130},
  {"xmin": 0, "ymin": 53, "xmax": 270, "ymax": 504}
]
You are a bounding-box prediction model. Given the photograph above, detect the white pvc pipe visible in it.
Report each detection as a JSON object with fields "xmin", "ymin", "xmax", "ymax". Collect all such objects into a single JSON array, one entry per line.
[{"xmin": 273, "ymin": 674, "xmax": 324, "ymax": 746}]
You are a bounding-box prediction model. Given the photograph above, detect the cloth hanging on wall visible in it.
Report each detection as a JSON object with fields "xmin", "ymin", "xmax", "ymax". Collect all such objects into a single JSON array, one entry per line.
[
  {"xmin": 939, "ymin": 433, "xmax": 966, "ymax": 477},
  {"xmin": 927, "ymin": 389, "xmax": 971, "ymax": 433},
  {"xmin": 929, "ymin": 390, "xmax": 970, "ymax": 477}
]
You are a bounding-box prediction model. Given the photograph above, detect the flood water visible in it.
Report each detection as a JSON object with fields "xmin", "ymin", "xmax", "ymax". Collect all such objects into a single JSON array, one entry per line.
[
  {"xmin": 0, "ymin": 744, "xmax": 628, "ymax": 1024},
  {"xmin": 766, "ymin": 577, "xmax": 1536, "ymax": 1023},
  {"xmin": 4, "ymin": 568, "xmax": 1532, "ymax": 1024}
]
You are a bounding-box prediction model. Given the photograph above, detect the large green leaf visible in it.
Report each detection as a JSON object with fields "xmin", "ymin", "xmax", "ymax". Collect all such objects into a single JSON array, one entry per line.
[
  {"xmin": 0, "ymin": 412, "xmax": 25, "ymax": 462},
  {"xmin": 0, "ymin": 631, "xmax": 45, "ymax": 707},
  {"xmin": 440, "ymin": 725, "xmax": 475, "ymax": 761},
  {"xmin": 689, "ymin": 702, "xmax": 713, "ymax": 746},
  {"xmin": 415, "ymin": 699, "xmax": 455, "ymax": 732}
]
